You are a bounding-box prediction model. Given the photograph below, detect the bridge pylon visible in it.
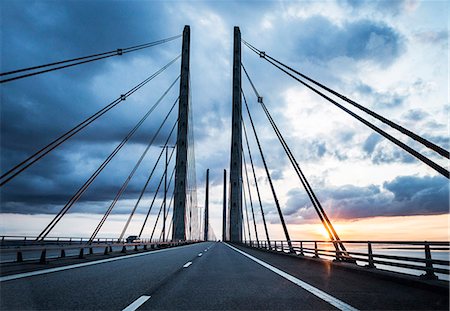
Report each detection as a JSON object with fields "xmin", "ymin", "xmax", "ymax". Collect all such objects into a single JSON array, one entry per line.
[
  {"xmin": 204, "ymin": 169, "xmax": 209, "ymax": 241},
  {"xmin": 229, "ymin": 26, "xmax": 243, "ymax": 242},
  {"xmin": 172, "ymin": 25, "xmax": 190, "ymax": 241}
]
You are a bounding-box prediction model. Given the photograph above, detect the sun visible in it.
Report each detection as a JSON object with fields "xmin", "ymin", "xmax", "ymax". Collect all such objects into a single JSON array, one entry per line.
[{"xmin": 315, "ymin": 225, "xmax": 331, "ymax": 240}]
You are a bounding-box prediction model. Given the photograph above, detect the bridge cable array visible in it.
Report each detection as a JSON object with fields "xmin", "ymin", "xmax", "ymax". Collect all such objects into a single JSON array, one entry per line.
[
  {"xmin": 242, "ymin": 63, "xmax": 348, "ymax": 254},
  {"xmin": 186, "ymin": 72, "xmax": 201, "ymax": 240},
  {"xmin": 2, "ymin": 29, "xmax": 202, "ymax": 243},
  {"xmin": 242, "ymin": 89, "xmax": 294, "ymax": 252},
  {"xmin": 139, "ymin": 151, "xmax": 176, "ymax": 238},
  {"xmin": 88, "ymin": 101, "xmax": 179, "ymax": 243},
  {"xmin": 0, "ymin": 35, "xmax": 182, "ymax": 83},
  {"xmin": 150, "ymin": 167, "xmax": 176, "ymax": 240},
  {"xmin": 241, "ymin": 147, "xmax": 260, "ymax": 245},
  {"xmin": 242, "ymin": 120, "xmax": 271, "ymax": 246},
  {"xmin": 242, "ymin": 39, "xmax": 449, "ymax": 179},
  {"xmin": 0, "ymin": 56, "xmax": 181, "ymax": 187},
  {"xmin": 36, "ymin": 79, "xmax": 180, "ymax": 241},
  {"xmin": 116, "ymin": 122, "xmax": 178, "ymax": 242},
  {"xmin": 241, "ymin": 178, "xmax": 253, "ymax": 242}
]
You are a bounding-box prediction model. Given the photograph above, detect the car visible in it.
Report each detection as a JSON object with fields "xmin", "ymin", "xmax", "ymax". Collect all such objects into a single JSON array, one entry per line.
[{"xmin": 125, "ymin": 235, "xmax": 141, "ymax": 243}]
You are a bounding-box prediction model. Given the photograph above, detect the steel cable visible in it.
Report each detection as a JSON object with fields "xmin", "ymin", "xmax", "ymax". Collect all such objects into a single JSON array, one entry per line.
[
  {"xmin": 35, "ymin": 81, "xmax": 177, "ymax": 241},
  {"xmin": 242, "ymin": 40, "xmax": 449, "ymax": 177},
  {"xmin": 1, "ymin": 35, "xmax": 182, "ymax": 83},
  {"xmin": 242, "ymin": 90, "xmax": 294, "ymax": 252},
  {"xmin": 88, "ymin": 101, "xmax": 179, "ymax": 243},
  {"xmin": 1, "ymin": 58, "xmax": 181, "ymax": 187}
]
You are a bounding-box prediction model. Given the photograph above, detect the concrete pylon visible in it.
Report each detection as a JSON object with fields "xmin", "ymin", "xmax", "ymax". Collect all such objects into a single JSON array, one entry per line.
[
  {"xmin": 222, "ymin": 169, "xmax": 227, "ymax": 241},
  {"xmin": 229, "ymin": 27, "xmax": 242, "ymax": 242},
  {"xmin": 204, "ymin": 169, "xmax": 209, "ymax": 241},
  {"xmin": 172, "ymin": 25, "xmax": 190, "ymax": 241}
]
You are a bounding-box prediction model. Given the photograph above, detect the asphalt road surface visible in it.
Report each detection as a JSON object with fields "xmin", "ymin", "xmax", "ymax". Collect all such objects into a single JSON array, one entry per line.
[{"xmin": 1, "ymin": 242, "xmax": 448, "ymax": 310}]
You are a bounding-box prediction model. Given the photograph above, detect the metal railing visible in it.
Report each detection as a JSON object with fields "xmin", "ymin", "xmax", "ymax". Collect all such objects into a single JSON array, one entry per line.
[
  {"xmin": 0, "ymin": 235, "xmax": 159, "ymax": 246},
  {"xmin": 0, "ymin": 236, "xmax": 198, "ymax": 264},
  {"xmin": 242, "ymin": 240, "xmax": 450, "ymax": 280}
]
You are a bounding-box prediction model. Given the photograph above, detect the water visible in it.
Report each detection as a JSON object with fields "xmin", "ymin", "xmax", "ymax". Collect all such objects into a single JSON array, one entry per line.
[{"xmin": 286, "ymin": 242, "xmax": 450, "ymax": 281}]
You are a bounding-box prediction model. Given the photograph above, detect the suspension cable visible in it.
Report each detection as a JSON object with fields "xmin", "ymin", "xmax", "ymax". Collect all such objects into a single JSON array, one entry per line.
[
  {"xmin": 138, "ymin": 157, "xmax": 176, "ymax": 237},
  {"xmin": 1, "ymin": 35, "xmax": 182, "ymax": 83},
  {"xmin": 117, "ymin": 121, "xmax": 178, "ymax": 241},
  {"xmin": 243, "ymin": 46, "xmax": 448, "ymax": 178},
  {"xmin": 242, "ymin": 63, "xmax": 347, "ymax": 254},
  {"xmin": 242, "ymin": 39, "xmax": 449, "ymax": 160},
  {"xmin": 242, "ymin": 119, "xmax": 270, "ymax": 246},
  {"xmin": 35, "ymin": 85, "xmax": 177, "ymax": 241},
  {"xmin": 242, "ymin": 89, "xmax": 294, "ymax": 252},
  {"xmin": 150, "ymin": 170, "xmax": 175, "ymax": 240},
  {"xmin": 88, "ymin": 103, "xmax": 178, "ymax": 243},
  {"xmin": 159, "ymin": 192, "xmax": 175, "ymax": 241},
  {"xmin": 1, "ymin": 58, "xmax": 181, "ymax": 187},
  {"xmin": 242, "ymin": 174, "xmax": 253, "ymax": 242},
  {"xmin": 242, "ymin": 144, "xmax": 260, "ymax": 245}
]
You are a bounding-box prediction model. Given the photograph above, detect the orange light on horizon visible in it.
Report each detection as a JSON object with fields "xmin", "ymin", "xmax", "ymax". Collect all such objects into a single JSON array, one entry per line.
[{"xmin": 269, "ymin": 214, "xmax": 450, "ymax": 241}]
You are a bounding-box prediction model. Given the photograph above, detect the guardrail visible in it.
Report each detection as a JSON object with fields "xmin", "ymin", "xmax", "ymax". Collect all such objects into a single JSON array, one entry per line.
[
  {"xmin": 242, "ymin": 240, "xmax": 450, "ymax": 280},
  {"xmin": 0, "ymin": 238, "xmax": 198, "ymax": 264},
  {"xmin": 0, "ymin": 235, "xmax": 151, "ymax": 246}
]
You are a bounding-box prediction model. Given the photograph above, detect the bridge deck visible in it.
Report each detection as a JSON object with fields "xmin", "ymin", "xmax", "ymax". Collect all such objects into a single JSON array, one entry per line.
[{"xmin": 0, "ymin": 242, "xmax": 448, "ymax": 310}]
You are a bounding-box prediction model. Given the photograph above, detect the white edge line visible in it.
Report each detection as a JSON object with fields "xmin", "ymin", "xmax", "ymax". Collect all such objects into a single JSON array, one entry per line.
[
  {"xmin": 0, "ymin": 243, "xmax": 195, "ymax": 283},
  {"xmin": 183, "ymin": 261, "xmax": 192, "ymax": 268},
  {"xmin": 122, "ymin": 295, "xmax": 151, "ymax": 311},
  {"xmin": 224, "ymin": 242, "xmax": 359, "ymax": 311}
]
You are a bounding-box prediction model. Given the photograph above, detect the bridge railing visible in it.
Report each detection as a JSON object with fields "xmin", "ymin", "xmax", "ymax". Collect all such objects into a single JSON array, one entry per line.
[
  {"xmin": 0, "ymin": 235, "xmax": 123, "ymax": 246},
  {"xmin": 243, "ymin": 240, "xmax": 450, "ymax": 280},
  {"xmin": 0, "ymin": 236, "xmax": 198, "ymax": 264}
]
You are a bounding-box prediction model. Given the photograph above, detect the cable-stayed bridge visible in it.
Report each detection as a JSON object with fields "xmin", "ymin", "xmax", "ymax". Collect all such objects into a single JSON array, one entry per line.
[{"xmin": 0, "ymin": 26, "xmax": 449, "ymax": 310}]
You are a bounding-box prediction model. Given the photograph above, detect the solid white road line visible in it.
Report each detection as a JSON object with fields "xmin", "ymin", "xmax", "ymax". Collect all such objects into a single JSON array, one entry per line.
[
  {"xmin": 0, "ymin": 243, "xmax": 197, "ymax": 283},
  {"xmin": 224, "ymin": 243, "xmax": 359, "ymax": 311},
  {"xmin": 183, "ymin": 261, "xmax": 192, "ymax": 268},
  {"xmin": 122, "ymin": 295, "xmax": 151, "ymax": 311}
]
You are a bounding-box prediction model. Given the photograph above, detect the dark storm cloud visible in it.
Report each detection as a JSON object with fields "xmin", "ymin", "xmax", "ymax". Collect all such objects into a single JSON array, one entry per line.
[
  {"xmin": 283, "ymin": 174, "xmax": 448, "ymax": 222},
  {"xmin": 1, "ymin": 0, "xmax": 444, "ymax": 229},
  {"xmin": 291, "ymin": 16, "xmax": 404, "ymax": 66},
  {"xmin": 0, "ymin": 141, "xmax": 177, "ymax": 214},
  {"xmin": 1, "ymin": 1, "xmax": 183, "ymax": 214}
]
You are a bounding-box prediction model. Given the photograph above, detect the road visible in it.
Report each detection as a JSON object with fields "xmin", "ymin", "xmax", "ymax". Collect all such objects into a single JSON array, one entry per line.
[{"xmin": 0, "ymin": 242, "xmax": 448, "ymax": 310}]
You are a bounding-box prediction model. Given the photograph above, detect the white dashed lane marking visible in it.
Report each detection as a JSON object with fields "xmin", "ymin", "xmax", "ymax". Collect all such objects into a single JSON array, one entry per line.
[
  {"xmin": 183, "ymin": 262, "xmax": 192, "ymax": 268},
  {"xmin": 122, "ymin": 295, "xmax": 151, "ymax": 311}
]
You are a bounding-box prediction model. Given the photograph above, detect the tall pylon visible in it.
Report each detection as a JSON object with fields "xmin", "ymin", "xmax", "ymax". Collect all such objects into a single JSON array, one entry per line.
[
  {"xmin": 229, "ymin": 27, "xmax": 243, "ymax": 242},
  {"xmin": 172, "ymin": 25, "xmax": 190, "ymax": 241}
]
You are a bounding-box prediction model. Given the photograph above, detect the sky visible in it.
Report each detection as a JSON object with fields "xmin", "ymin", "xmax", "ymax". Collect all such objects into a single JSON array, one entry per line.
[{"xmin": 0, "ymin": 0, "xmax": 449, "ymax": 241}]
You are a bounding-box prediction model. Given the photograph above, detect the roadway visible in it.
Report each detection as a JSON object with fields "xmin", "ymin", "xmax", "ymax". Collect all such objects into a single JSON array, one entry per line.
[{"xmin": 0, "ymin": 242, "xmax": 448, "ymax": 310}]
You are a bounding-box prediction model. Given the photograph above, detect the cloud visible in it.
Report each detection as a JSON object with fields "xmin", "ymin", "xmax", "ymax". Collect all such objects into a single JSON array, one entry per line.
[
  {"xmin": 370, "ymin": 141, "xmax": 415, "ymax": 164},
  {"xmin": 0, "ymin": 0, "xmax": 447, "ymax": 244},
  {"xmin": 340, "ymin": 0, "xmax": 419, "ymax": 15},
  {"xmin": 414, "ymin": 30, "xmax": 448, "ymax": 46},
  {"xmin": 289, "ymin": 16, "xmax": 404, "ymax": 66},
  {"xmin": 283, "ymin": 174, "xmax": 448, "ymax": 222},
  {"xmin": 402, "ymin": 109, "xmax": 429, "ymax": 121},
  {"xmin": 362, "ymin": 133, "xmax": 382, "ymax": 154},
  {"xmin": 355, "ymin": 82, "xmax": 406, "ymax": 108}
]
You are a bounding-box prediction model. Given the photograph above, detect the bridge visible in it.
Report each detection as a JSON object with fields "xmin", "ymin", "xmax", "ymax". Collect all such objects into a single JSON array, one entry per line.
[{"xmin": 0, "ymin": 26, "xmax": 449, "ymax": 310}]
